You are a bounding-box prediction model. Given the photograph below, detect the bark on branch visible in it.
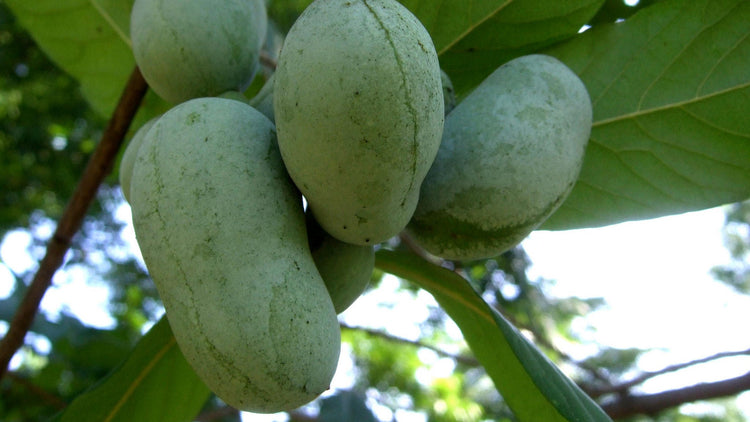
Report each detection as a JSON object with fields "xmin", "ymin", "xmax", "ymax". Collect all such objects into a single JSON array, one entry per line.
[
  {"xmin": 0, "ymin": 67, "xmax": 148, "ymax": 380},
  {"xmin": 586, "ymin": 347, "xmax": 750, "ymax": 398},
  {"xmin": 602, "ymin": 371, "xmax": 750, "ymax": 419},
  {"xmin": 340, "ymin": 322, "xmax": 480, "ymax": 367}
]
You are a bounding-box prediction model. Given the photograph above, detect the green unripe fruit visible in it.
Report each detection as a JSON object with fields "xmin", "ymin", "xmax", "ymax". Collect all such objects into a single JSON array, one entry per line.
[
  {"xmin": 441, "ymin": 70, "xmax": 456, "ymax": 115},
  {"xmin": 119, "ymin": 116, "xmax": 158, "ymax": 203},
  {"xmin": 307, "ymin": 213, "xmax": 373, "ymax": 314},
  {"xmin": 130, "ymin": 0, "xmax": 267, "ymax": 104},
  {"xmin": 274, "ymin": 0, "xmax": 444, "ymax": 246},
  {"xmin": 130, "ymin": 98, "xmax": 340, "ymax": 412},
  {"xmin": 408, "ymin": 55, "xmax": 592, "ymax": 261}
]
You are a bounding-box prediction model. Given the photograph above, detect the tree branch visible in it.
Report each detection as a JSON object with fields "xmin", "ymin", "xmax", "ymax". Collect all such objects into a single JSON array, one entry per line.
[
  {"xmin": 602, "ymin": 371, "xmax": 750, "ymax": 419},
  {"xmin": 259, "ymin": 50, "xmax": 278, "ymax": 70},
  {"xmin": 340, "ymin": 322, "xmax": 480, "ymax": 367},
  {"xmin": 0, "ymin": 67, "xmax": 148, "ymax": 381},
  {"xmin": 586, "ymin": 347, "xmax": 750, "ymax": 398},
  {"xmin": 6, "ymin": 370, "xmax": 68, "ymax": 410}
]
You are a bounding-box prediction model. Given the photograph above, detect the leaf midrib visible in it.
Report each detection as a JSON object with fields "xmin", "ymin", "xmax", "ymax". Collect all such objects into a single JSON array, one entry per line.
[
  {"xmin": 437, "ymin": 0, "xmax": 515, "ymax": 55},
  {"xmin": 592, "ymin": 81, "xmax": 750, "ymax": 128},
  {"xmin": 103, "ymin": 336, "xmax": 177, "ymax": 422},
  {"xmin": 375, "ymin": 251, "xmax": 582, "ymax": 421},
  {"xmin": 88, "ymin": 0, "xmax": 131, "ymax": 48}
]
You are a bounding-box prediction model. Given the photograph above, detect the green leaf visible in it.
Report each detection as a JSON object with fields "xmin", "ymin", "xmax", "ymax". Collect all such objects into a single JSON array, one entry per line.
[
  {"xmin": 4, "ymin": 0, "xmax": 167, "ymax": 119},
  {"xmin": 398, "ymin": 0, "xmax": 604, "ymax": 97},
  {"xmin": 58, "ymin": 317, "xmax": 210, "ymax": 422},
  {"xmin": 274, "ymin": 1, "xmax": 604, "ymax": 98},
  {"xmin": 375, "ymin": 249, "xmax": 611, "ymax": 422},
  {"xmin": 543, "ymin": 0, "xmax": 750, "ymax": 230}
]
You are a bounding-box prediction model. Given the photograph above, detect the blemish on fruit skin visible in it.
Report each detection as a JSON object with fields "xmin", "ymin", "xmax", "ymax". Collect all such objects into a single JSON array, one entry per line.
[{"xmin": 186, "ymin": 111, "xmax": 200, "ymax": 124}]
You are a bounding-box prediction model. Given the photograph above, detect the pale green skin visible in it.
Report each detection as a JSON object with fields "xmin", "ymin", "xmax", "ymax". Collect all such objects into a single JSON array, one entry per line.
[
  {"xmin": 274, "ymin": 0, "xmax": 444, "ymax": 246},
  {"xmin": 441, "ymin": 70, "xmax": 456, "ymax": 115},
  {"xmin": 130, "ymin": 0, "xmax": 267, "ymax": 104},
  {"xmin": 307, "ymin": 214, "xmax": 373, "ymax": 314},
  {"xmin": 130, "ymin": 98, "xmax": 340, "ymax": 412},
  {"xmin": 408, "ymin": 55, "xmax": 593, "ymax": 261},
  {"xmin": 119, "ymin": 116, "xmax": 159, "ymax": 203}
]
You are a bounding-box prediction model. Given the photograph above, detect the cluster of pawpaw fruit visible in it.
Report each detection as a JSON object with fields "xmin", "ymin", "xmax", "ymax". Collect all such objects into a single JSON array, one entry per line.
[{"xmin": 121, "ymin": 0, "xmax": 592, "ymax": 413}]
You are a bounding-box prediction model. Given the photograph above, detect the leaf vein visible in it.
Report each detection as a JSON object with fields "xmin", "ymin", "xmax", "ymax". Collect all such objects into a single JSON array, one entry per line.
[
  {"xmin": 696, "ymin": 5, "xmax": 750, "ymax": 95},
  {"xmin": 592, "ymin": 82, "xmax": 750, "ymax": 127},
  {"xmin": 636, "ymin": 4, "xmax": 709, "ymax": 112},
  {"xmin": 679, "ymin": 105, "xmax": 750, "ymax": 140},
  {"xmin": 103, "ymin": 336, "xmax": 177, "ymax": 422},
  {"xmin": 87, "ymin": 0, "xmax": 131, "ymax": 48},
  {"xmin": 585, "ymin": 138, "xmax": 675, "ymax": 210},
  {"xmin": 437, "ymin": 0, "xmax": 514, "ymax": 56}
]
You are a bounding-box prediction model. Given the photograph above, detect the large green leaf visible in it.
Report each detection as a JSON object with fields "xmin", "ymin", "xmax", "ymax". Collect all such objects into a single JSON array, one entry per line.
[
  {"xmin": 4, "ymin": 0, "xmax": 167, "ymax": 120},
  {"xmin": 397, "ymin": 0, "xmax": 604, "ymax": 97},
  {"xmin": 58, "ymin": 317, "xmax": 210, "ymax": 422},
  {"xmin": 375, "ymin": 249, "xmax": 612, "ymax": 422},
  {"xmin": 7, "ymin": 0, "xmax": 601, "ymax": 117},
  {"xmin": 543, "ymin": 0, "xmax": 750, "ymax": 230}
]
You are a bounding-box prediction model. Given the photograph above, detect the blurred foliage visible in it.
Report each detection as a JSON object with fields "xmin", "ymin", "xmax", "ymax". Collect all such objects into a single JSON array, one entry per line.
[
  {"xmin": 622, "ymin": 397, "xmax": 748, "ymax": 422},
  {"xmin": 318, "ymin": 390, "xmax": 377, "ymax": 422},
  {"xmin": 0, "ymin": 2, "xmax": 105, "ymax": 232},
  {"xmin": 711, "ymin": 201, "xmax": 750, "ymax": 294},
  {"xmin": 0, "ymin": 3, "xmax": 159, "ymax": 420}
]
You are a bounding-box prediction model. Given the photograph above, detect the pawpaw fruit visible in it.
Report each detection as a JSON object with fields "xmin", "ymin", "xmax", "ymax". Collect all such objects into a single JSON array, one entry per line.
[
  {"xmin": 274, "ymin": 0, "xmax": 444, "ymax": 246},
  {"xmin": 130, "ymin": 0, "xmax": 267, "ymax": 104},
  {"xmin": 408, "ymin": 55, "xmax": 592, "ymax": 261},
  {"xmin": 130, "ymin": 97, "xmax": 340, "ymax": 412}
]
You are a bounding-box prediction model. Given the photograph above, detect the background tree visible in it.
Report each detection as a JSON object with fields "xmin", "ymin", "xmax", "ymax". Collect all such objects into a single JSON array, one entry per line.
[{"xmin": 1, "ymin": 0, "xmax": 749, "ymax": 421}]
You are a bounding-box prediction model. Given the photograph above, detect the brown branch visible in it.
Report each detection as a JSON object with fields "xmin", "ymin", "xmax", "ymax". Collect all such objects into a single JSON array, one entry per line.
[
  {"xmin": 340, "ymin": 322, "xmax": 480, "ymax": 367},
  {"xmin": 587, "ymin": 347, "xmax": 750, "ymax": 398},
  {"xmin": 259, "ymin": 50, "xmax": 278, "ymax": 70},
  {"xmin": 0, "ymin": 67, "xmax": 148, "ymax": 381},
  {"xmin": 6, "ymin": 370, "xmax": 68, "ymax": 410},
  {"xmin": 288, "ymin": 410, "xmax": 318, "ymax": 422},
  {"xmin": 602, "ymin": 371, "xmax": 750, "ymax": 419}
]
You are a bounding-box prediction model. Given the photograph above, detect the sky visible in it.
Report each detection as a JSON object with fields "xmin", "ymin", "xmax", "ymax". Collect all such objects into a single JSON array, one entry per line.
[
  {"xmin": 523, "ymin": 206, "xmax": 750, "ymax": 416},
  {"xmin": 1, "ymin": 203, "xmax": 749, "ymax": 420}
]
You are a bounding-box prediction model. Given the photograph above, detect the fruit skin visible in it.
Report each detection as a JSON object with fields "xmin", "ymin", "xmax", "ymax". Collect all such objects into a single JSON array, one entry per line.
[
  {"xmin": 307, "ymin": 213, "xmax": 373, "ymax": 314},
  {"xmin": 130, "ymin": 98, "xmax": 340, "ymax": 412},
  {"xmin": 441, "ymin": 70, "xmax": 456, "ymax": 115},
  {"xmin": 130, "ymin": 0, "xmax": 267, "ymax": 104},
  {"xmin": 408, "ymin": 55, "xmax": 592, "ymax": 261},
  {"xmin": 119, "ymin": 116, "xmax": 159, "ymax": 203},
  {"xmin": 274, "ymin": 0, "xmax": 444, "ymax": 246}
]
